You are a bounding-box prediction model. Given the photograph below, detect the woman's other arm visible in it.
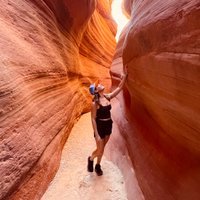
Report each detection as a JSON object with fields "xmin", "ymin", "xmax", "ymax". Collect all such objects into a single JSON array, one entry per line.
[{"xmin": 91, "ymin": 102, "xmax": 101, "ymax": 140}]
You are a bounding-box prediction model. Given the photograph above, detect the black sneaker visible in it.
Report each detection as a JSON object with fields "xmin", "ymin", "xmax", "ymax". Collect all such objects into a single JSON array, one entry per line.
[
  {"xmin": 87, "ymin": 157, "xmax": 93, "ymax": 172},
  {"xmin": 95, "ymin": 164, "xmax": 103, "ymax": 176}
]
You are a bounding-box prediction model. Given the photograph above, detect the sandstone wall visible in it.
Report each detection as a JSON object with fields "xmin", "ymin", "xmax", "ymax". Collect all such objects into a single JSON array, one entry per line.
[
  {"xmin": 109, "ymin": 0, "xmax": 200, "ymax": 199},
  {"xmin": 0, "ymin": 0, "xmax": 116, "ymax": 199}
]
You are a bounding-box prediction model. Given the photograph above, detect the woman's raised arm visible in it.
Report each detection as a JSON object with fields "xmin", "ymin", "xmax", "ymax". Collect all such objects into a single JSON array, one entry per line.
[{"xmin": 106, "ymin": 65, "xmax": 128, "ymax": 100}]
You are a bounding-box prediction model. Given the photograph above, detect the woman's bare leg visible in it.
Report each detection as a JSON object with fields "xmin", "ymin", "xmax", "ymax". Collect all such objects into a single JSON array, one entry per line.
[
  {"xmin": 104, "ymin": 135, "xmax": 110, "ymax": 146},
  {"xmin": 96, "ymin": 139, "xmax": 105, "ymax": 164},
  {"xmin": 96, "ymin": 135, "xmax": 110, "ymax": 164},
  {"xmin": 90, "ymin": 134, "xmax": 111, "ymax": 163},
  {"xmin": 90, "ymin": 149, "xmax": 98, "ymax": 160},
  {"xmin": 90, "ymin": 137, "xmax": 103, "ymax": 160}
]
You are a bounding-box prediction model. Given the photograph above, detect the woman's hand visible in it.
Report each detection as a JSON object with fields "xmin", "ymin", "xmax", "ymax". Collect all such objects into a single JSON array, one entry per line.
[
  {"xmin": 120, "ymin": 73, "xmax": 128, "ymax": 79},
  {"xmin": 96, "ymin": 135, "xmax": 102, "ymax": 141},
  {"xmin": 95, "ymin": 131, "xmax": 101, "ymax": 141},
  {"xmin": 124, "ymin": 64, "xmax": 128, "ymax": 74},
  {"xmin": 121, "ymin": 64, "xmax": 128, "ymax": 79}
]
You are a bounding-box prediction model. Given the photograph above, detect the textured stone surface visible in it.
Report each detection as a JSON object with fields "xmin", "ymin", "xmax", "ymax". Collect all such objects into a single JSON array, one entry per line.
[
  {"xmin": 0, "ymin": 0, "xmax": 116, "ymax": 199},
  {"xmin": 109, "ymin": 0, "xmax": 200, "ymax": 200},
  {"xmin": 2, "ymin": 0, "xmax": 199, "ymax": 199}
]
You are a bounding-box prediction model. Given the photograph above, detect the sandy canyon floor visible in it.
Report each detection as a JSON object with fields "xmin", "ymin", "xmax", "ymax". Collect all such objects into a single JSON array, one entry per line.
[{"xmin": 41, "ymin": 113, "xmax": 127, "ymax": 200}]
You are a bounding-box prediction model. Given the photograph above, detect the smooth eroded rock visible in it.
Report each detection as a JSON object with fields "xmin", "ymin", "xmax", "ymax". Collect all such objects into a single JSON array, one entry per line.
[
  {"xmin": 0, "ymin": 0, "xmax": 116, "ymax": 199},
  {"xmin": 110, "ymin": 0, "xmax": 200, "ymax": 200}
]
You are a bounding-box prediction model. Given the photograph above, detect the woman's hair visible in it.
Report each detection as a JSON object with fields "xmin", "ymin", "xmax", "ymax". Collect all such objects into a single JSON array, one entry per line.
[{"xmin": 93, "ymin": 92, "xmax": 100, "ymax": 104}]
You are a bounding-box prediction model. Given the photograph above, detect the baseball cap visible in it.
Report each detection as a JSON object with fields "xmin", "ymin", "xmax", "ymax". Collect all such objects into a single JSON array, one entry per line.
[{"xmin": 89, "ymin": 84, "xmax": 96, "ymax": 95}]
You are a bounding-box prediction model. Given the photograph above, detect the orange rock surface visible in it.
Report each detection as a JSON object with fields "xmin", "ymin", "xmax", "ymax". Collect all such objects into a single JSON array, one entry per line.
[
  {"xmin": 109, "ymin": 0, "xmax": 200, "ymax": 199},
  {"xmin": 2, "ymin": 0, "xmax": 199, "ymax": 199},
  {"xmin": 0, "ymin": 0, "xmax": 116, "ymax": 199}
]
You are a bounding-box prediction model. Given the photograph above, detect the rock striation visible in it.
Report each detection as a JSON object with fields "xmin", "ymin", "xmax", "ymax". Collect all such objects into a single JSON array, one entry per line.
[
  {"xmin": 0, "ymin": 0, "xmax": 116, "ymax": 199},
  {"xmin": 109, "ymin": 0, "xmax": 200, "ymax": 200}
]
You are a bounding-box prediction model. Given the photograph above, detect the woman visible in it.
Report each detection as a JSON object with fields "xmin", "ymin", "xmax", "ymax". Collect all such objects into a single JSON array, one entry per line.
[{"xmin": 87, "ymin": 66, "xmax": 128, "ymax": 176}]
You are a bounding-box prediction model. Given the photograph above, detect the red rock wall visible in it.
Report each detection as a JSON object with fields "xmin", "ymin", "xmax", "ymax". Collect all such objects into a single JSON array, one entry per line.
[
  {"xmin": 110, "ymin": 0, "xmax": 200, "ymax": 199},
  {"xmin": 0, "ymin": 0, "xmax": 116, "ymax": 199}
]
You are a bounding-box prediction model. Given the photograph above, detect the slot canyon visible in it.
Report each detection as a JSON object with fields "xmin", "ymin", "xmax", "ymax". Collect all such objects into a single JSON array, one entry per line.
[{"xmin": 0, "ymin": 0, "xmax": 200, "ymax": 200}]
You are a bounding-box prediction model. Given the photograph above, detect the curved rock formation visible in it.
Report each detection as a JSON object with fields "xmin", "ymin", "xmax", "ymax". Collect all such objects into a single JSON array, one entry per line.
[
  {"xmin": 109, "ymin": 0, "xmax": 200, "ymax": 200},
  {"xmin": 2, "ymin": 0, "xmax": 199, "ymax": 199},
  {"xmin": 0, "ymin": 0, "xmax": 116, "ymax": 199}
]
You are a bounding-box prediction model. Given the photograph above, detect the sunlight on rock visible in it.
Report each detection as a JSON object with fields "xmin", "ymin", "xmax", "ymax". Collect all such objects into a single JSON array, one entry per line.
[{"xmin": 111, "ymin": 0, "xmax": 129, "ymax": 41}]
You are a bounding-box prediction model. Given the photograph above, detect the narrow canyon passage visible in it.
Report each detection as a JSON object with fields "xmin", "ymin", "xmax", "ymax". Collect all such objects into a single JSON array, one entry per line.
[
  {"xmin": 41, "ymin": 113, "xmax": 127, "ymax": 200},
  {"xmin": 1, "ymin": 1, "xmax": 199, "ymax": 199}
]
